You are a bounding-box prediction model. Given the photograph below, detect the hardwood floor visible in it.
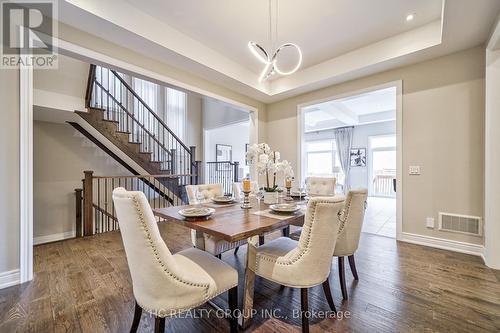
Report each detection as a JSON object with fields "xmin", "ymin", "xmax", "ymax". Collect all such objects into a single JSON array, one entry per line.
[{"xmin": 1, "ymin": 223, "xmax": 499, "ymax": 333}]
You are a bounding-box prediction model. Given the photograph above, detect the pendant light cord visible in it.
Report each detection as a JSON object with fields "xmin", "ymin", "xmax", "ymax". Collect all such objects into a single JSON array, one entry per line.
[
  {"xmin": 268, "ymin": 0, "xmax": 279, "ymax": 52},
  {"xmin": 268, "ymin": 0, "xmax": 272, "ymax": 51}
]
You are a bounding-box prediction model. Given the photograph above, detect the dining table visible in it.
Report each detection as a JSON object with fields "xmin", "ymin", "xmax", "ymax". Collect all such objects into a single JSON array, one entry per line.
[{"xmin": 153, "ymin": 198, "xmax": 307, "ymax": 329}]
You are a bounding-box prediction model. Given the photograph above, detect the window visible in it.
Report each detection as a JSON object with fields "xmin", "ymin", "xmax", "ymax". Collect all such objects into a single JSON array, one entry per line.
[
  {"xmin": 304, "ymin": 140, "xmax": 342, "ymax": 178},
  {"xmin": 165, "ymin": 88, "xmax": 187, "ymax": 142}
]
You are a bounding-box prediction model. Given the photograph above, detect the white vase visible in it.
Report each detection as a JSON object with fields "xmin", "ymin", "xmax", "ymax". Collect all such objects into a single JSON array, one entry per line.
[{"xmin": 263, "ymin": 191, "xmax": 279, "ymax": 204}]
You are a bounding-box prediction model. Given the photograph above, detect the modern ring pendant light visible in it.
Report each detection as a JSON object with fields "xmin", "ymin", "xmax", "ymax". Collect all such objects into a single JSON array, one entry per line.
[{"xmin": 248, "ymin": 0, "xmax": 303, "ymax": 82}]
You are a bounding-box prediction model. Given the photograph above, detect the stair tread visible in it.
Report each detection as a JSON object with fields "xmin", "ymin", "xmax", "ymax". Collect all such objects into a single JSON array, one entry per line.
[{"xmin": 102, "ymin": 119, "xmax": 120, "ymax": 124}]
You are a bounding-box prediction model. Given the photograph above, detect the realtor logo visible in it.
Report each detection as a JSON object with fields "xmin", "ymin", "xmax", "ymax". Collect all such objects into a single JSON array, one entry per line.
[{"xmin": 1, "ymin": 0, "xmax": 58, "ymax": 68}]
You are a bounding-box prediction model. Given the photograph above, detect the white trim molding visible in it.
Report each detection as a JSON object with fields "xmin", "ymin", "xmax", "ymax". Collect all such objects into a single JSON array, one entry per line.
[
  {"xmin": 400, "ymin": 232, "xmax": 485, "ymax": 258},
  {"xmin": 0, "ymin": 269, "xmax": 21, "ymax": 290},
  {"xmin": 20, "ymin": 62, "xmax": 34, "ymax": 284},
  {"xmin": 33, "ymin": 231, "xmax": 76, "ymax": 246}
]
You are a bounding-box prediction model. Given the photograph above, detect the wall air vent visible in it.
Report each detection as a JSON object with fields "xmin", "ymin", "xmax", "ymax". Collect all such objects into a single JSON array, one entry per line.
[{"xmin": 438, "ymin": 212, "xmax": 482, "ymax": 236}]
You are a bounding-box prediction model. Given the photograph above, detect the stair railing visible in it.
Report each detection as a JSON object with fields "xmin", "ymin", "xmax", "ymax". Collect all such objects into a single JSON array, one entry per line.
[
  {"xmin": 86, "ymin": 64, "xmax": 198, "ymax": 178},
  {"xmin": 76, "ymin": 170, "xmax": 199, "ymax": 236},
  {"xmin": 205, "ymin": 161, "xmax": 240, "ymax": 195}
]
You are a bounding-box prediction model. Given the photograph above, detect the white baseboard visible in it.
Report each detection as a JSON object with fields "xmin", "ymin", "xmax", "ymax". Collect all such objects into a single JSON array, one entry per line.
[
  {"xmin": 33, "ymin": 231, "xmax": 75, "ymax": 245},
  {"xmin": 0, "ymin": 269, "xmax": 20, "ymax": 289},
  {"xmin": 400, "ymin": 232, "xmax": 485, "ymax": 257}
]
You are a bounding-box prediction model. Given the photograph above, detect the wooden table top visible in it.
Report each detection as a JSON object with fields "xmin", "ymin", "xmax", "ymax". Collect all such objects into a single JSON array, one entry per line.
[{"xmin": 153, "ymin": 200, "xmax": 306, "ymax": 243}]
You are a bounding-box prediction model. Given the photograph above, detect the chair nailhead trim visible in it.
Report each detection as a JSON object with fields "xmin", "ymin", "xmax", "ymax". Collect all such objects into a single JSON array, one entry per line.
[
  {"xmin": 255, "ymin": 199, "xmax": 332, "ymax": 271},
  {"xmin": 130, "ymin": 195, "xmax": 211, "ymax": 311}
]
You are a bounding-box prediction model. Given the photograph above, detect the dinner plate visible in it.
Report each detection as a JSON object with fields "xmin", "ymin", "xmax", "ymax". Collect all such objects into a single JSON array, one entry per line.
[
  {"xmin": 290, "ymin": 191, "xmax": 307, "ymax": 198},
  {"xmin": 211, "ymin": 196, "xmax": 235, "ymax": 204},
  {"xmin": 178, "ymin": 207, "xmax": 215, "ymax": 218},
  {"xmin": 269, "ymin": 203, "xmax": 301, "ymax": 213}
]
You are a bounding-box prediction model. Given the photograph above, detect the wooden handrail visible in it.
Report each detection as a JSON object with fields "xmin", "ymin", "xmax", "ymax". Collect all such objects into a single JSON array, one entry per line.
[
  {"xmin": 92, "ymin": 203, "xmax": 118, "ymax": 222},
  {"xmin": 91, "ymin": 173, "xmax": 195, "ymax": 179},
  {"xmin": 85, "ymin": 64, "xmax": 96, "ymax": 108}
]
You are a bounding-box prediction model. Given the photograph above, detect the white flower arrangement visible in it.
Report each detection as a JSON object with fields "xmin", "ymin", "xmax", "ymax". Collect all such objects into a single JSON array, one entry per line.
[{"xmin": 246, "ymin": 143, "xmax": 294, "ymax": 192}]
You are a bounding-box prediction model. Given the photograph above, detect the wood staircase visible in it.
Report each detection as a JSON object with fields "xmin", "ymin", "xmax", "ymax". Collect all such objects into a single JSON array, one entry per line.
[
  {"xmin": 75, "ymin": 107, "xmax": 169, "ymax": 175},
  {"xmin": 75, "ymin": 64, "xmax": 199, "ymax": 202}
]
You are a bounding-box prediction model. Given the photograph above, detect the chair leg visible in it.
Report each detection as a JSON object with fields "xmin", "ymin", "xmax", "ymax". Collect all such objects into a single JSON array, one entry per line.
[
  {"xmin": 348, "ymin": 255, "xmax": 359, "ymax": 280},
  {"xmin": 234, "ymin": 246, "xmax": 239, "ymax": 255},
  {"xmin": 322, "ymin": 279, "xmax": 336, "ymax": 313},
  {"xmin": 129, "ymin": 301, "xmax": 142, "ymax": 333},
  {"xmin": 259, "ymin": 235, "xmax": 265, "ymax": 245},
  {"xmin": 300, "ymin": 288, "xmax": 309, "ymax": 333},
  {"xmin": 216, "ymin": 254, "xmax": 222, "ymax": 259},
  {"xmin": 154, "ymin": 317, "xmax": 165, "ymax": 333},
  {"xmin": 338, "ymin": 256, "xmax": 348, "ymax": 300},
  {"xmin": 228, "ymin": 286, "xmax": 238, "ymax": 333},
  {"xmin": 282, "ymin": 226, "xmax": 290, "ymax": 237}
]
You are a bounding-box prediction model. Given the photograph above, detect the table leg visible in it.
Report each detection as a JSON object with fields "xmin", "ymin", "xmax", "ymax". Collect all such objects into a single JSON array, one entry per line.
[{"xmin": 239, "ymin": 235, "xmax": 259, "ymax": 329}]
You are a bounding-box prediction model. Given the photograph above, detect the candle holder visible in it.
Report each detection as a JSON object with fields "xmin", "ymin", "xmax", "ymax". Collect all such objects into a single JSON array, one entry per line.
[
  {"xmin": 241, "ymin": 190, "xmax": 252, "ymax": 209},
  {"xmin": 284, "ymin": 187, "xmax": 293, "ymax": 201}
]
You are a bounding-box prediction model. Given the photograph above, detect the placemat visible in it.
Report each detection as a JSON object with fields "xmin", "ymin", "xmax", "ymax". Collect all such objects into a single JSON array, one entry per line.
[{"xmin": 253, "ymin": 208, "xmax": 305, "ymax": 220}]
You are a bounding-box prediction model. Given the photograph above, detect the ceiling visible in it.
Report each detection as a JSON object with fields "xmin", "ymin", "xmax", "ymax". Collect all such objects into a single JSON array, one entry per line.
[
  {"xmin": 125, "ymin": 0, "xmax": 442, "ymax": 74},
  {"xmin": 304, "ymin": 87, "xmax": 396, "ymax": 131},
  {"xmin": 60, "ymin": 0, "xmax": 500, "ymax": 103}
]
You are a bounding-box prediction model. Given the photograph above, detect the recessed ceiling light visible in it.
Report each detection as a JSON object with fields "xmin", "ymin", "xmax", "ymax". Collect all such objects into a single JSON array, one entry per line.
[{"xmin": 406, "ymin": 13, "xmax": 415, "ymax": 21}]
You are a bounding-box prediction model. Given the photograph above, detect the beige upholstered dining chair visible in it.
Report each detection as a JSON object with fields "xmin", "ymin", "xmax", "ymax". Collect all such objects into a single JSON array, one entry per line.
[
  {"xmin": 232, "ymin": 181, "xmax": 259, "ymax": 201},
  {"xmin": 306, "ymin": 176, "xmax": 336, "ymax": 196},
  {"xmin": 333, "ymin": 188, "xmax": 368, "ymax": 300},
  {"xmin": 247, "ymin": 196, "xmax": 345, "ymax": 333},
  {"xmin": 185, "ymin": 184, "xmax": 246, "ymax": 258},
  {"xmin": 112, "ymin": 188, "xmax": 238, "ymax": 333}
]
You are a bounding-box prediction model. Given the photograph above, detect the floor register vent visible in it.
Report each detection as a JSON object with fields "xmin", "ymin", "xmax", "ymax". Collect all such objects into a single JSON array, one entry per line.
[{"xmin": 438, "ymin": 212, "xmax": 482, "ymax": 236}]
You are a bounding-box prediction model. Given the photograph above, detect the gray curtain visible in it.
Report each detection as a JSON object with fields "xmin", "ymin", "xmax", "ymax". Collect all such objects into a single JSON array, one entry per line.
[{"xmin": 334, "ymin": 127, "xmax": 354, "ymax": 193}]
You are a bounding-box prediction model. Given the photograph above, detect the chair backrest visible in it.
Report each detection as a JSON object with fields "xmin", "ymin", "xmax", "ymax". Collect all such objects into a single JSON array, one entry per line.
[
  {"xmin": 232, "ymin": 181, "xmax": 259, "ymax": 200},
  {"xmin": 185, "ymin": 184, "xmax": 223, "ymax": 205},
  {"xmin": 291, "ymin": 196, "xmax": 345, "ymax": 285},
  {"xmin": 306, "ymin": 177, "xmax": 336, "ymax": 196},
  {"xmin": 334, "ymin": 189, "xmax": 368, "ymax": 256},
  {"xmin": 112, "ymin": 188, "xmax": 212, "ymax": 312}
]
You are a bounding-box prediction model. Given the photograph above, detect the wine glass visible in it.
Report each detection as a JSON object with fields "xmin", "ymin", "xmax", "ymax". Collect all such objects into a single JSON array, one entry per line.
[
  {"xmin": 255, "ymin": 188, "xmax": 264, "ymax": 207},
  {"xmin": 195, "ymin": 189, "xmax": 204, "ymax": 207},
  {"xmin": 298, "ymin": 182, "xmax": 305, "ymax": 200},
  {"xmin": 305, "ymin": 182, "xmax": 311, "ymax": 202}
]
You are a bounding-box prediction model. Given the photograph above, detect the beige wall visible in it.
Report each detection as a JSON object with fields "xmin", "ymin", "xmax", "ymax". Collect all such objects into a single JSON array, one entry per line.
[
  {"xmin": 267, "ymin": 46, "xmax": 485, "ymax": 245},
  {"xmin": 0, "ymin": 69, "xmax": 20, "ymax": 273},
  {"xmin": 34, "ymin": 54, "xmax": 88, "ymax": 100},
  {"xmin": 33, "ymin": 121, "xmax": 131, "ymax": 239}
]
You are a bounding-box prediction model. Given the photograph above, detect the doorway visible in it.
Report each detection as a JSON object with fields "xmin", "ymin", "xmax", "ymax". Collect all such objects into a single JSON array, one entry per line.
[
  {"xmin": 364, "ymin": 134, "xmax": 397, "ymax": 237},
  {"xmin": 297, "ymin": 81, "xmax": 402, "ymax": 240}
]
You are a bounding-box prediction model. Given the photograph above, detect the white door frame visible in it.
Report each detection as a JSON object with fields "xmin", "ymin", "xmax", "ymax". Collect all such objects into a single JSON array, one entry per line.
[
  {"xmin": 19, "ymin": 62, "xmax": 34, "ymax": 283},
  {"xmin": 18, "ymin": 36, "xmax": 260, "ymax": 283},
  {"xmin": 297, "ymin": 80, "xmax": 403, "ymax": 240}
]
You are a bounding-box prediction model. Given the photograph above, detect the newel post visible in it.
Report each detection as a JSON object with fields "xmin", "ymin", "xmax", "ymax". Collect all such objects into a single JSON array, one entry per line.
[
  {"xmin": 83, "ymin": 170, "xmax": 94, "ymax": 236},
  {"xmin": 75, "ymin": 188, "xmax": 83, "ymax": 237},
  {"xmin": 189, "ymin": 146, "xmax": 196, "ymax": 185},
  {"xmin": 233, "ymin": 162, "xmax": 240, "ymax": 182}
]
